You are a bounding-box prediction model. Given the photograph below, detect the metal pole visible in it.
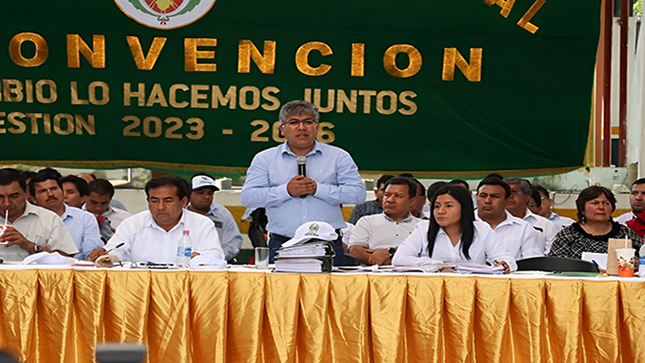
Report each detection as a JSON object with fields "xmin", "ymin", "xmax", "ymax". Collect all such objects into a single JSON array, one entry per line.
[
  {"xmin": 603, "ymin": 0, "xmax": 614, "ymax": 167},
  {"xmin": 619, "ymin": 0, "xmax": 629, "ymax": 166}
]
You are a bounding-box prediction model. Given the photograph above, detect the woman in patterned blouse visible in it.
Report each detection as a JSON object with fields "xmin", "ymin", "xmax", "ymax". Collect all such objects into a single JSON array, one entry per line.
[{"xmin": 549, "ymin": 186, "xmax": 642, "ymax": 259}]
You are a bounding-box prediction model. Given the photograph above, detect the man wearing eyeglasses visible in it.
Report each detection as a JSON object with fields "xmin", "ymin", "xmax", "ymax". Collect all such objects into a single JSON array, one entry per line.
[
  {"xmin": 241, "ymin": 100, "xmax": 366, "ymax": 265},
  {"xmin": 504, "ymin": 177, "xmax": 557, "ymax": 254}
]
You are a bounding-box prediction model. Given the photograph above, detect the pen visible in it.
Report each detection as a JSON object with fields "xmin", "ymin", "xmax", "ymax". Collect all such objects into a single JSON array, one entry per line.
[
  {"xmin": 591, "ymin": 260, "xmax": 600, "ymax": 270},
  {"xmin": 105, "ymin": 242, "xmax": 125, "ymax": 254}
]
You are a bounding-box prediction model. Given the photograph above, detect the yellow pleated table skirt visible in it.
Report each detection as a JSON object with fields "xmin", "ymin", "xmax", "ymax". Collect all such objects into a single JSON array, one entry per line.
[{"xmin": 0, "ymin": 269, "xmax": 643, "ymax": 363}]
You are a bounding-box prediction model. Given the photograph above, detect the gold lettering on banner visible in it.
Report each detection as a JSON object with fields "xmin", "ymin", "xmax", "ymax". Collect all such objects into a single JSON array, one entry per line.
[
  {"xmin": 351, "ymin": 43, "xmax": 365, "ymax": 77},
  {"xmin": 9, "ymin": 32, "xmax": 49, "ymax": 67},
  {"xmin": 75, "ymin": 114, "xmax": 96, "ymax": 135},
  {"xmin": 126, "ymin": 36, "xmax": 167, "ymax": 70},
  {"xmin": 309, "ymin": 89, "xmax": 335, "ymax": 112},
  {"xmin": 250, "ymin": 120, "xmax": 269, "ymax": 142},
  {"xmin": 518, "ymin": 0, "xmax": 546, "ymax": 34},
  {"xmin": 212, "ymin": 86, "xmax": 236, "ymax": 108},
  {"xmin": 90, "ymin": 82, "xmax": 109, "ymax": 106},
  {"xmin": 36, "ymin": 80, "xmax": 57, "ymax": 104},
  {"xmin": 317, "ymin": 122, "xmax": 335, "ymax": 143},
  {"xmin": 184, "ymin": 38, "xmax": 217, "ymax": 72},
  {"xmin": 261, "ymin": 86, "xmax": 281, "ymax": 111},
  {"xmin": 3, "ymin": 80, "xmax": 23, "ymax": 102},
  {"xmin": 53, "ymin": 114, "xmax": 74, "ymax": 135},
  {"xmin": 122, "ymin": 116, "xmax": 141, "ymax": 137},
  {"xmin": 239, "ymin": 86, "xmax": 260, "ymax": 110},
  {"xmin": 296, "ymin": 42, "xmax": 333, "ymax": 76},
  {"xmin": 25, "ymin": 113, "xmax": 39, "ymax": 133},
  {"xmin": 191, "ymin": 84, "xmax": 209, "ymax": 108},
  {"xmin": 123, "ymin": 82, "xmax": 145, "ymax": 106},
  {"xmin": 43, "ymin": 113, "xmax": 52, "ymax": 133},
  {"xmin": 376, "ymin": 90, "xmax": 398, "ymax": 115},
  {"xmin": 238, "ymin": 40, "xmax": 276, "ymax": 74},
  {"xmin": 399, "ymin": 91, "xmax": 418, "ymax": 115},
  {"xmin": 67, "ymin": 34, "xmax": 106, "ymax": 68},
  {"xmin": 442, "ymin": 48, "xmax": 483, "ymax": 82},
  {"xmin": 71, "ymin": 81, "xmax": 108, "ymax": 105},
  {"xmin": 383, "ymin": 44, "xmax": 422, "ymax": 78},
  {"xmin": 143, "ymin": 116, "xmax": 162, "ymax": 138},
  {"xmin": 164, "ymin": 117, "xmax": 183, "ymax": 139},
  {"xmin": 20, "ymin": 113, "xmax": 35, "ymax": 134},
  {"xmin": 70, "ymin": 81, "xmax": 88, "ymax": 105},
  {"xmin": 485, "ymin": 0, "xmax": 516, "ymax": 18},
  {"xmin": 147, "ymin": 83, "xmax": 169, "ymax": 107},
  {"xmin": 358, "ymin": 90, "xmax": 377, "ymax": 114},
  {"xmin": 169, "ymin": 84, "xmax": 189, "ymax": 108},
  {"xmin": 25, "ymin": 80, "xmax": 33, "ymax": 103},
  {"xmin": 336, "ymin": 90, "xmax": 357, "ymax": 113},
  {"xmin": 186, "ymin": 117, "xmax": 205, "ymax": 140},
  {"xmin": 7, "ymin": 112, "xmax": 27, "ymax": 134}
]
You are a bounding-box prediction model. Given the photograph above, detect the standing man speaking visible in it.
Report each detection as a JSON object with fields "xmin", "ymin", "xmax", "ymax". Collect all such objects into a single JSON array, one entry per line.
[{"xmin": 241, "ymin": 100, "xmax": 366, "ymax": 265}]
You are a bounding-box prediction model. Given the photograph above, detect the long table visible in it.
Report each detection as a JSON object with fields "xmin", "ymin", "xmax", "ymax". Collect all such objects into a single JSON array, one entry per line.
[{"xmin": 0, "ymin": 268, "xmax": 643, "ymax": 363}]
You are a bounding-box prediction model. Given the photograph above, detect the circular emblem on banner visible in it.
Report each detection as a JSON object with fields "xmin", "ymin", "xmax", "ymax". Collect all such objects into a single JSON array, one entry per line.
[{"xmin": 114, "ymin": 0, "xmax": 216, "ymax": 30}]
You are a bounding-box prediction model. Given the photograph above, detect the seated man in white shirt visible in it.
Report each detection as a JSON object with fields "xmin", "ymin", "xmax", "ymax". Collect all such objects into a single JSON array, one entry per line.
[
  {"xmin": 348, "ymin": 177, "xmax": 421, "ymax": 265},
  {"xmin": 615, "ymin": 178, "xmax": 645, "ymax": 224},
  {"xmin": 528, "ymin": 185, "xmax": 574, "ymax": 232},
  {"xmin": 90, "ymin": 174, "xmax": 225, "ymax": 264},
  {"xmin": 504, "ymin": 177, "xmax": 557, "ymax": 254},
  {"xmin": 187, "ymin": 173, "xmax": 243, "ymax": 261},
  {"xmin": 476, "ymin": 177, "xmax": 543, "ymax": 260},
  {"xmin": 0, "ymin": 168, "xmax": 78, "ymax": 261},
  {"xmin": 29, "ymin": 168, "xmax": 103, "ymax": 260}
]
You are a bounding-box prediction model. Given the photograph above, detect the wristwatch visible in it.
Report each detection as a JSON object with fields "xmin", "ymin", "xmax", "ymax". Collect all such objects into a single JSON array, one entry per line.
[
  {"xmin": 33, "ymin": 243, "xmax": 41, "ymax": 253},
  {"xmin": 388, "ymin": 247, "xmax": 397, "ymax": 259}
]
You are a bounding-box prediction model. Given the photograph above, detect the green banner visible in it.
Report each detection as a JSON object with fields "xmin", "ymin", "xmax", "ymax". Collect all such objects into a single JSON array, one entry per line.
[{"xmin": 0, "ymin": 1, "xmax": 601, "ymax": 176}]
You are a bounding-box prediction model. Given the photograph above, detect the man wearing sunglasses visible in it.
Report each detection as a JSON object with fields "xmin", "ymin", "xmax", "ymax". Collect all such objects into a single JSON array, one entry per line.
[{"xmin": 241, "ymin": 100, "xmax": 366, "ymax": 265}]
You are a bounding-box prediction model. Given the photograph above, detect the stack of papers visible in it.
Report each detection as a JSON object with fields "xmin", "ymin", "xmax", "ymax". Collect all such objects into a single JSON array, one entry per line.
[
  {"xmin": 454, "ymin": 264, "xmax": 504, "ymax": 274},
  {"xmin": 275, "ymin": 258, "xmax": 330, "ymax": 273},
  {"xmin": 277, "ymin": 243, "xmax": 331, "ymax": 258},
  {"xmin": 275, "ymin": 241, "xmax": 334, "ymax": 273},
  {"xmin": 377, "ymin": 262, "xmax": 505, "ymax": 274}
]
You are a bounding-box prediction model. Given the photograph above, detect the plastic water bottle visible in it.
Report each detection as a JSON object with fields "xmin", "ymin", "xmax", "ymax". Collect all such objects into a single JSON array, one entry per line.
[
  {"xmin": 639, "ymin": 244, "xmax": 645, "ymax": 278},
  {"xmin": 612, "ymin": 169, "xmax": 621, "ymax": 193},
  {"xmin": 176, "ymin": 230, "xmax": 192, "ymax": 268}
]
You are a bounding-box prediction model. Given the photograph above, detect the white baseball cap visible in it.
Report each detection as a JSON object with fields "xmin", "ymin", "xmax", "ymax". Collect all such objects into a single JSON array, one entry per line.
[
  {"xmin": 283, "ymin": 221, "xmax": 338, "ymax": 247},
  {"xmin": 191, "ymin": 175, "xmax": 220, "ymax": 191}
]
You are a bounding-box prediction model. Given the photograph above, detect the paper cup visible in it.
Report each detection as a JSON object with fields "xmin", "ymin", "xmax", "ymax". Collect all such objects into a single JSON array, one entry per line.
[
  {"xmin": 0, "ymin": 225, "xmax": 7, "ymax": 245},
  {"xmin": 616, "ymin": 248, "xmax": 636, "ymax": 277}
]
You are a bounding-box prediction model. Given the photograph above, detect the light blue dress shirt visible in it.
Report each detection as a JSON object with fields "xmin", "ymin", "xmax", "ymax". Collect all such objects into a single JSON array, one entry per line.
[
  {"xmin": 241, "ymin": 141, "xmax": 366, "ymax": 237},
  {"xmin": 201, "ymin": 203, "xmax": 243, "ymax": 261},
  {"xmin": 62, "ymin": 205, "xmax": 104, "ymax": 260}
]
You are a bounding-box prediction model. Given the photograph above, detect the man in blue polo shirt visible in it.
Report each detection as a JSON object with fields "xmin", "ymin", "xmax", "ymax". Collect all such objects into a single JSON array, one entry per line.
[{"xmin": 241, "ymin": 100, "xmax": 366, "ymax": 265}]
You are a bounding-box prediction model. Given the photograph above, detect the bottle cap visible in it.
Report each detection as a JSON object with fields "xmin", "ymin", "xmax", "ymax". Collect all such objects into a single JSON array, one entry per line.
[{"xmin": 183, "ymin": 230, "xmax": 190, "ymax": 235}]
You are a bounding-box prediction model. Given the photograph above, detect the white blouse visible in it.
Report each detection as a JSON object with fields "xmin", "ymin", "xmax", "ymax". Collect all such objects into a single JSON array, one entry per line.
[{"xmin": 392, "ymin": 220, "xmax": 517, "ymax": 271}]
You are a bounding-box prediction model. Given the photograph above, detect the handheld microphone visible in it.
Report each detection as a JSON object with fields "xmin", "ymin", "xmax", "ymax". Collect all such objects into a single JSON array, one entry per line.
[
  {"xmin": 296, "ymin": 156, "xmax": 307, "ymax": 198},
  {"xmin": 296, "ymin": 156, "xmax": 307, "ymax": 177}
]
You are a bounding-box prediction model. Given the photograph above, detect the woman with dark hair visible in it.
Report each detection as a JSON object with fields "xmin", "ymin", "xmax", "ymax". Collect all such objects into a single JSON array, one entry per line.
[
  {"xmin": 392, "ymin": 185, "xmax": 516, "ymax": 273},
  {"xmin": 549, "ymin": 186, "xmax": 642, "ymax": 259}
]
